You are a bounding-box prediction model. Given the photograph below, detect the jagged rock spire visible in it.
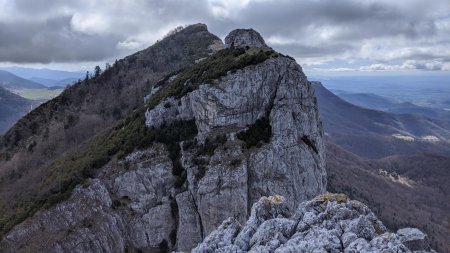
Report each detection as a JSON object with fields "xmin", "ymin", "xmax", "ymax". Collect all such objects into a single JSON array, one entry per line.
[{"xmin": 225, "ymin": 29, "xmax": 268, "ymax": 49}]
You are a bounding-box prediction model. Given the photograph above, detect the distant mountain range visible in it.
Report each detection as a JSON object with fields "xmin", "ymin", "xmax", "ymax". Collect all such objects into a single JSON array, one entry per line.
[
  {"xmin": 312, "ymin": 82, "xmax": 450, "ymax": 251},
  {"xmin": 30, "ymin": 77, "xmax": 78, "ymax": 87},
  {"xmin": 0, "ymin": 70, "xmax": 46, "ymax": 89},
  {"xmin": 0, "ymin": 69, "xmax": 67, "ymax": 131},
  {"xmin": 314, "ymin": 74, "xmax": 450, "ymax": 109},
  {"xmin": 335, "ymin": 91, "xmax": 450, "ymax": 121},
  {"xmin": 312, "ymin": 81, "xmax": 450, "ymax": 158},
  {"xmin": 0, "ymin": 66, "xmax": 84, "ymax": 87}
]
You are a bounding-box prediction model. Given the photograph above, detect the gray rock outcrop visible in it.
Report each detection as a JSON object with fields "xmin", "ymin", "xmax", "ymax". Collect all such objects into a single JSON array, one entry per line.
[
  {"xmin": 1, "ymin": 28, "xmax": 325, "ymax": 252},
  {"xmin": 225, "ymin": 29, "xmax": 268, "ymax": 49},
  {"xmin": 193, "ymin": 193, "xmax": 435, "ymax": 253},
  {"xmin": 144, "ymin": 36, "xmax": 327, "ymax": 246},
  {"xmin": 1, "ymin": 146, "xmax": 177, "ymax": 253}
]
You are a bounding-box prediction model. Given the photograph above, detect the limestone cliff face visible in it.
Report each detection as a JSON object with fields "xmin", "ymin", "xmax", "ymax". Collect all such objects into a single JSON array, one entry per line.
[
  {"xmin": 144, "ymin": 29, "xmax": 326, "ymax": 248},
  {"xmin": 193, "ymin": 194, "xmax": 435, "ymax": 253},
  {"xmin": 0, "ymin": 29, "xmax": 326, "ymax": 252},
  {"xmin": 186, "ymin": 56, "xmax": 326, "ymax": 224}
]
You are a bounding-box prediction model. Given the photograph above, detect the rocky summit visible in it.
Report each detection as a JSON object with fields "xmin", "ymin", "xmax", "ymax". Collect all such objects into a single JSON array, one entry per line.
[
  {"xmin": 225, "ymin": 29, "xmax": 268, "ymax": 49},
  {"xmin": 0, "ymin": 26, "xmax": 434, "ymax": 253},
  {"xmin": 193, "ymin": 193, "xmax": 435, "ymax": 253}
]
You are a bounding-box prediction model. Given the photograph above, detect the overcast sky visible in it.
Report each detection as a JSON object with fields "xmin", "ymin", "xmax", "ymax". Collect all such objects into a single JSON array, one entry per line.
[{"xmin": 1, "ymin": 0, "xmax": 449, "ymax": 74}]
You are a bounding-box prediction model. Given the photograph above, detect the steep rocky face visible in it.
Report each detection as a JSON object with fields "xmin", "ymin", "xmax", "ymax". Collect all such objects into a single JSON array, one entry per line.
[
  {"xmin": 193, "ymin": 193, "xmax": 435, "ymax": 253},
  {"xmin": 225, "ymin": 29, "xmax": 268, "ymax": 49},
  {"xmin": 1, "ymin": 145, "xmax": 177, "ymax": 252},
  {"xmin": 0, "ymin": 28, "xmax": 326, "ymax": 252},
  {"xmin": 144, "ymin": 39, "xmax": 326, "ymax": 243}
]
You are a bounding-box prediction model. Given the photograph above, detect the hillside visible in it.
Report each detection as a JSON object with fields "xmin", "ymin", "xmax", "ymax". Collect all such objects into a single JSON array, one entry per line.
[
  {"xmin": 0, "ymin": 86, "xmax": 34, "ymax": 133},
  {"xmin": 0, "ymin": 70, "xmax": 46, "ymax": 89},
  {"xmin": 314, "ymin": 82, "xmax": 450, "ymax": 251},
  {"xmin": 0, "ymin": 69, "xmax": 62, "ymax": 101},
  {"xmin": 312, "ymin": 81, "xmax": 450, "ymax": 158},
  {"xmin": 326, "ymin": 142, "xmax": 450, "ymax": 252},
  {"xmin": 0, "ymin": 23, "xmax": 223, "ymax": 239}
]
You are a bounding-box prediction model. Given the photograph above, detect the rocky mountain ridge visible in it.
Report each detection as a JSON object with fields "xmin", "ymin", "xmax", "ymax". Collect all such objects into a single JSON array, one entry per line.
[
  {"xmin": 0, "ymin": 26, "xmax": 435, "ymax": 253},
  {"xmin": 193, "ymin": 194, "xmax": 435, "ymax": 253},
  {"xmin": 0, "ymin": 27, "xmax": 326, "ymax": 252},
  {"xmin": 0, "ymin": 23, "xmax": 222, "ymax": 238}
]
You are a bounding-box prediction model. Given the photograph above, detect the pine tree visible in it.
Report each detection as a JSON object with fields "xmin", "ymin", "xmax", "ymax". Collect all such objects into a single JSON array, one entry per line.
[{"xmin": 94, "ymin": 66, "xmax": 102, "ymax": 77}]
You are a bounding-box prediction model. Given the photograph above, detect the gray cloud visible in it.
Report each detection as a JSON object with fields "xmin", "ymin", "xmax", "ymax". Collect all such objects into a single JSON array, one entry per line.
[
  {"xmin": 273, "ymin": 43, "xmax": 354, "ymax": 58},
  {"xmin": 359, "ymin": 60, "xmax": 450, "ymax": 71},
  {"xmin": 0, "ymin": 0, "xmax": 449, "ymax": 71},
  {"xmin": 0, "ymin": 15, "xmax": 124, "ymax": 63},
  {"xmin": 207, "ymin": 0, "xmax": 438, "ymax": 40}
]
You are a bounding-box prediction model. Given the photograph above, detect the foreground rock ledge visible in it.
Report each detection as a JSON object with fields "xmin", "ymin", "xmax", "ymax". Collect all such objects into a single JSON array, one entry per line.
[{"xmin": 192, "ymin": 193, "xmax": 435, "ymax": 253}]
